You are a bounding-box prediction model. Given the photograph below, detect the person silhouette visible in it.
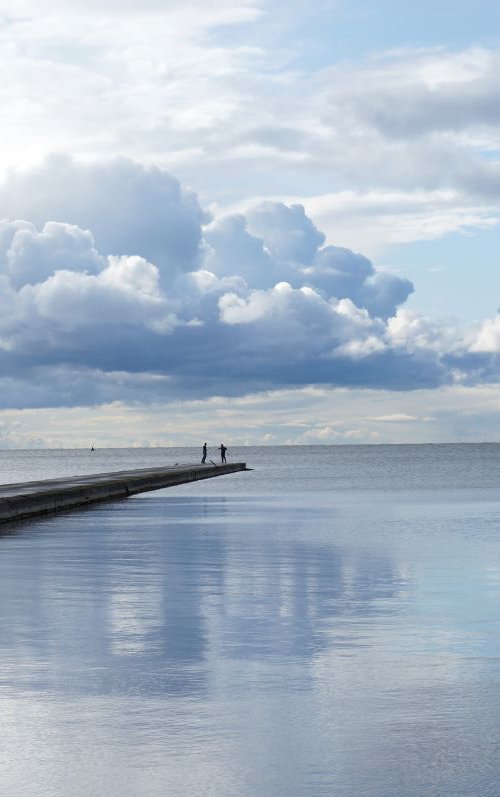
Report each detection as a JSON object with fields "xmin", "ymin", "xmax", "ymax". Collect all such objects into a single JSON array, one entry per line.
[
  {"xmin": 219, "ymin": 443, "xmax": 227, "ymax": 463},
  {"xmin": 201, "ymin": 443, "xmax": 207, "ymax": 464}
]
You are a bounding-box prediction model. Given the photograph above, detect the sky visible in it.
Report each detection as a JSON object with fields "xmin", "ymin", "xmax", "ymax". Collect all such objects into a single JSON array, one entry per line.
[{"xmin": 0, "ymin": 0, "xmax": 500, "ymax": 447}]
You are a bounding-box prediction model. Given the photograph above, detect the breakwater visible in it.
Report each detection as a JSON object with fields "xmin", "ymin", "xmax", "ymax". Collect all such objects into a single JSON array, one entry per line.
[{"xmin": 0, "ymin": 462, "xmax": 247, "ymax": 523}]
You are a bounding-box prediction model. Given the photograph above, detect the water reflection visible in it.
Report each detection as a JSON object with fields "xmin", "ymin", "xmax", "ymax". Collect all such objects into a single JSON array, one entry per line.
[
  {"xmin": 2, "ymin": 490, "xmax": 500, "ymax": 796},
  {"xmin": 0, "ymin": 495, "xmax": 409, "ymax": 700}
]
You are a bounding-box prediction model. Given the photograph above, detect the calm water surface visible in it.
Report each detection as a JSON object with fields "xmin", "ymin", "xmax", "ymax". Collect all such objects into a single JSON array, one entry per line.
[{"xmin": 1, "ymin": 445, "xmax": 500, "ymax": 796}]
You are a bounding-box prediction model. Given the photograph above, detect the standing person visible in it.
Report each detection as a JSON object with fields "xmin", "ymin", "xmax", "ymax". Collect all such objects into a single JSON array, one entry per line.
[
  {"xmin": 219, "ymin": 443, "xmax": 227, "ymax": 464},
  {"xmin": 201, "ymin": 443, "xmax": 207, "ymax": 464}
]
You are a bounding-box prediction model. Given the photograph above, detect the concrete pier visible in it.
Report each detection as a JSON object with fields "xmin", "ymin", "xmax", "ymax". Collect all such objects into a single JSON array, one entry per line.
[{"xmin": 0, "ymin": 462, "xmax": 247, "ymax": 523}]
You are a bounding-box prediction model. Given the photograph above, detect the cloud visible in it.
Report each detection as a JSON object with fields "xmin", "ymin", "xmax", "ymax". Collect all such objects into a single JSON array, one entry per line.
[
  {"xmin": 2, "ymin": 382, "xmax": 500, "ymax": 448},
  {"xmin": 23, "ymin": 256, "xmax": 173, "ymax": 332},
  {"xmin": 0, "ymin": 1, "xmax": 499, "ymax": 254},
  {"xmin": 387, "ymin": 309, "xmax": 460, "ymax": 354},
  {"xmin": 289, "ymin": 46, "xmax": 500, "ymax": 199},
  {"xmin": 203, "ymin": 45, "xmax": 500, "ymax": 249},
  {"xmin": 0, "ymin": 155, "xmax": 494, "ymax": 409},
  {"xmin": 245, "ymin": 202, "xmax": 325, "ymax": 265},
  {"xmin": 349, "ymin": 48, "xmax": 500, "ymax": 139},
  {"xmin": 469, "ymin": 315, "xmax": 500, "ymax": 353},
  {"xmin": 0, "ymin": 156, "xmax": 207, "ymax": 282},
  {"xmin": 1, "ymin": 220, "xmax": 103, "ymax": 290},
  {"xmin": 0, "ymin": 0, "xmax": 263, "ymax": 16},
  {"xmin": 304, "ymin": 246, "xmax": 413, "ymax": 319},
  {"xmin": 206, "ymin": 201, "xmax": 412, "ymax": 317},
  {"xmin": 203, "ymin": 214, "xmax": 280, "ymax": 289},
  {"xmin": 250, "ymin": 189, "xmax": 500, "ymax": 256}
]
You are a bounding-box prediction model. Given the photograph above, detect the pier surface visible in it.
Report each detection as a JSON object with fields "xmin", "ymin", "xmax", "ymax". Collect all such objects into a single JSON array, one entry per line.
[{"xmin": 0, "ymin": 462, "xmax": 247, "ymax": 523}]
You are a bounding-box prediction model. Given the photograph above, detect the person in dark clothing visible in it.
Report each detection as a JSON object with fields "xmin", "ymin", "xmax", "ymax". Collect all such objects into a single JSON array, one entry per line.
[
  {"xmin": 201, "ymin": 443, "xmax": 207, "ymax": 464},
  {"xmin": 219, "ymin": 443, "xmax": 227, "ymax": 463}
]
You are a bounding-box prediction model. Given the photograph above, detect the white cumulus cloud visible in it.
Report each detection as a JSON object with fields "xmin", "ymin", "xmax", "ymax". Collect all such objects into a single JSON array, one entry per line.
[{"xmin": 0, "ymin": 156, "xmax": 494, "ymax": 409}]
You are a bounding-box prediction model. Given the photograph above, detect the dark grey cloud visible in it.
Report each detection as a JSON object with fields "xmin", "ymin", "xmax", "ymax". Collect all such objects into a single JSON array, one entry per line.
[{"xmin": 0, "ymin": 156, "xmax": 479, "ymax": 409}]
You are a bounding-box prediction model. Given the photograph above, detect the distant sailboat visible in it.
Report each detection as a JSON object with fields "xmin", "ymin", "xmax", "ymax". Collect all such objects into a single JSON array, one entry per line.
[{"xmin": 91, "ymin": 445, "xmax": 95, "ymax": 452}]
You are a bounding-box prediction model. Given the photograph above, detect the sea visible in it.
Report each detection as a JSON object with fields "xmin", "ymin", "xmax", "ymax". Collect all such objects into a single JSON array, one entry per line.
[{"xmin": 1, "ymin": 444, "xmax": 500, "ymax": 797}]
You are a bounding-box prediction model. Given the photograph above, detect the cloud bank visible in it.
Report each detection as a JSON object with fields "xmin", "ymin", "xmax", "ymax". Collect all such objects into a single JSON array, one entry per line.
[
  {"xmin": 0, "ymin": 155, "xmax": 493, "ymax": 411},
  {"xmin": 1, "ymin": 0, "xmax": 500, "ymax": 260}
]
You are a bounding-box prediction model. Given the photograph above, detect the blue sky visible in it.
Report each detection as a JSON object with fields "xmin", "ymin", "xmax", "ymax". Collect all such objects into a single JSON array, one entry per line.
[
  {"xmin": 0, "ymin": 0, "xmax": 499, "ymax": 446},
  {"xmin": 319, "ymin": 0, "xmax": 500, "ymax": 55}
]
